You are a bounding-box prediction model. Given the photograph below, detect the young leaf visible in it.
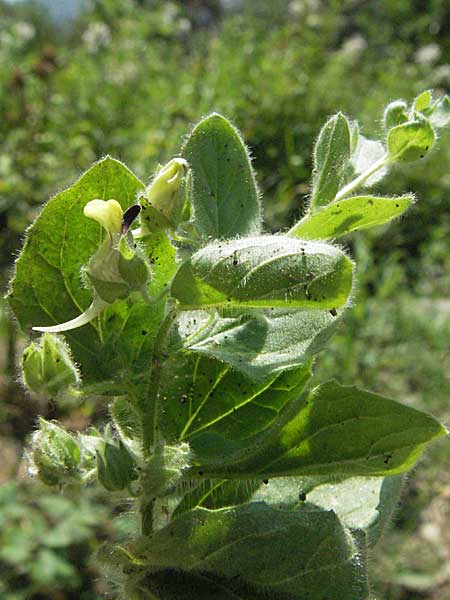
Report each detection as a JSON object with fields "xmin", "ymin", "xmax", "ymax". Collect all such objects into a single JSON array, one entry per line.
[
  {"xmin": 310, "ymin": 112, "xmax": 351, "ymax": 210},
  {"xmin": 178, "ymin": 308, "xmax": 342, "ymax": 380},
  {"xmin": 413, "ymin": 90, "xmax": 432, "ymax": 113},
  {"xmin": 387, "ymin": 113, "xmax": 435, "ymax": 162},
  {"xmin": 170, "ymin": 236, "xmax": 353, "ymax": 310},
  {"xmin": 290, "ymin": 195, "xmax": 413, "ymax": 240},
  {"xmin": 186, "ymin": 381, "xmax": 446, "ymax": 479},
  {"xmin": 181, "ymin": 113, "xmax": 261, "ymax": 239},
  {"xmin": 383, "ymin": 100, "xmax": 409, "ymax": 130},
  {"xmin": 126, "ymin": 503, "xmax": 369, "ymax": 600}
]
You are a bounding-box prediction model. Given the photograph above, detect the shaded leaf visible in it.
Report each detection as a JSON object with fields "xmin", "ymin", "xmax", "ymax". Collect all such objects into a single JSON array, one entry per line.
[
  {"xmin": 159, "ymin": 352, "xmax": 311, "ymax": 447},
  {"xmin": 126, "ymin": 503, "xmax": 369, "ymax": 600},
  {"xmin": 177, "ymin": 308, "xmax": 342, "ymax": 380},
  {"xmin": 187, "ymin": 381, "xmax": 446, "ymax": 479}
]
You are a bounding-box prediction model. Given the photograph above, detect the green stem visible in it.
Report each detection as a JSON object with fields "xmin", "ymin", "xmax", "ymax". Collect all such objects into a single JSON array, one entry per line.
[
  {"xmin": 141, "ymin": 305, "xmax": 178, "ymax": 456},
  {"xmin": 333, "ymin": 154, "xmax": 390, "ymax": 202}
]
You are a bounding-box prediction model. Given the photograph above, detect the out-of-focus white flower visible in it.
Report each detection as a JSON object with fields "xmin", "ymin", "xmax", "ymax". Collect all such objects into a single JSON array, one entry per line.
[
  {"xmin": 108, "ymin": 61, "xmax": 139, "ymax": 85},
  {"xmin": 13, "ymin": 21, "xmax": 35, "ymax": 44},
  {"xmin": 341, "ymin": 34, "xmax": 368, "ymax": 56},
  {"xmin": 430, "ymin": 64, "xmax": 450, "ymax": 85},
  {"xmin": 177, "ymin": 18, "xmax": 191, "ymax": 34},
  {"xmin": 288, "ymin": 0, "xmax": 305, "ymax": 17},
  {"xmin": 82, "ymin": 22, "xmax": 112, "ymax": 53},
  {"xmin": 414, "ymin": 43, "xmax": 441, "ymax": 65}
]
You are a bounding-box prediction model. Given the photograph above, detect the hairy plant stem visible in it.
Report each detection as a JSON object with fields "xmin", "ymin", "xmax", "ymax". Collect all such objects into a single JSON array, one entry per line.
[
  {"xmin": 140, "ymin": 305, "xmax": 178, "ymax": 457},
  {"xmin": 333, "ymin": 154, "xmax": 390, "ymax": 202}
]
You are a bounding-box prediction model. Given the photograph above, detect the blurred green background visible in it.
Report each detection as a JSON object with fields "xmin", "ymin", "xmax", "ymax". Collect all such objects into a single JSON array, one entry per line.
[{"xmin": 0, "ymin": 1, "xmax": 449, "ymax": 598}]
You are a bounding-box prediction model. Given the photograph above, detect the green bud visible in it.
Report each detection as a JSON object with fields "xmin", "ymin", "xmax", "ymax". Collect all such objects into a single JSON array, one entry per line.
[
  {"xmin": 383, "ymin": 100, "xmax": 409, "ymax": 130},
  {"xmin": 21, "ymin": 333, "xmax": 79, "ymax": 397},
  {"xmin": 31, "ymin": 418, "xmax": 81, "ymax": 486},
  {"xmin": 140, "ymin": 158, "xmax": 188, "ymax": 232},
  {"xmin": 387, "ymin": 112, "xmax": 435, "ymax": 163},
  {"xmin": 96, "ymin": 440, "xmax": 138, "ymax": 491}
]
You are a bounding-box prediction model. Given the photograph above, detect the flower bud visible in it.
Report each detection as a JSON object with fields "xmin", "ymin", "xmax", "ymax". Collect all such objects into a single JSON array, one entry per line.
[
  {"xmin": 140, "ymin": 158, "xmax": 188, "ymax": 232},
  {"xmin": 21, "ymin": 333, "xmax": 79, "ymax": 397},
  {"xmin": 31, "ymin": 418, "xmax": 81, "ymax": 486},
  {"xmin": 96, "ymin": 440, "xmax": 138, "ymax": 491}
]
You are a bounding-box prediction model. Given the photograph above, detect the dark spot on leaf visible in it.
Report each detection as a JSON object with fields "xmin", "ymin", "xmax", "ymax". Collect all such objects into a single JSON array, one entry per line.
[
  {"xmin": 384, "ymin": 453, "xmax": 393, "ymax": 465},
  {"xmin": 141, "ymin": 330, "xmax": 147, "ymax": 335},
  {"xmin": 263, "ymin": 479, "xmax": 269, "ymax": 485},
  {"xmin": 299, "ymin": 492, "xmax": 307, "ymax": 502},
  {"xmin": 329, "ymin": 308, "xmax": 337, "ymax": 317}
]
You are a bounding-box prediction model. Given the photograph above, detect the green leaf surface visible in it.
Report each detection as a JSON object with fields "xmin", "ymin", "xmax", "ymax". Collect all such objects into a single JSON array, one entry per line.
[
  {"xmin": 311, "ymin": 112, "xmax": 351, "ymax": 210},
  {"xmin": 290, "ymin": 195, "xmax": 413, "ymax": 240},
  {"xmin": 7, "ymin": 157, "xmax": 170, "ymax": 384},
  {"xmin": 251, "ymin": 474, "xmax": 403, "ymax": 545},
  {"xmin": 177, "ymin": 308, "xmax": 342, "ymax": 380},
  {"xmin": 171, "ymin": 236, "xmax": 353, "ymax": 310},
  {"xmin": 413, "ymin": 90, "xmax": 432, "ymax": 113},
  {"xmin": 387, "ymin": 114, "xmax": 435, "ymax": 162},
  {"xmin": 173, "ymin": 479, "xmax": 261, "ymax": 518},
  {"xmin": 159, "ymin": 352, "xmax": 310, "ymax": 447},
  {"xmin": 125, "ymin": 503, "xmax": 369, "ymax": 600},
  {"xmin": 187, "ymin": 381, "xmax": 446, "ymax": 479},
  {"xmin": 181, "ymin": 113, "xmax": 261, "ymax": 239}
]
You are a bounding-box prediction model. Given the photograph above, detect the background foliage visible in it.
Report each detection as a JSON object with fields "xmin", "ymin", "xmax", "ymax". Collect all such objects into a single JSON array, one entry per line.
[{"xmin": 0, "ymin": 0, "xmax": 449, "ymax": 598}]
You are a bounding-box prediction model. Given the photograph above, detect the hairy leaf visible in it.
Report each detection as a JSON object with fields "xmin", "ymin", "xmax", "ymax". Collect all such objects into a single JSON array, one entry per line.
[
  {"xmin": 173, "ymin": 480, "xmax": 261, "ymax": 518},
  {"xmin": 159, "ymin": 352, "xmax": 311, "ymax": 445},
  {"xmin": 387, "ymin": 114, "xmax": 435, "ymax": 162},
  {"xmin": 311, "ymin": 112, "xmax": 351, "ymax": 210},
  {"xmin": 182, "ymin": 113, "xmax": 261, "ymax": 239},
  {"xmin": 176, "ymin": 308, "xmax": 341, "ymax": 380},
  {"xmin": 7, "ymin": 157, "xmax": 165, "ymax": 384},
  {"xmin": 126, "ymin": 503, "xmax": 369, "ymax": 600},
  {"xmin": 186, "ymin": 381, "xmax": 446, "ymax": 478},
  {"xmin": 252, "ymin": 474, "xmax": 403, "ymax": 546},
  {"xmin": 171, "ymin": 236, "xmax": 353, "ymax": 310},
  {"xmin": 290, "ymin": 195, "xmax": 413, "ymax": 240}
]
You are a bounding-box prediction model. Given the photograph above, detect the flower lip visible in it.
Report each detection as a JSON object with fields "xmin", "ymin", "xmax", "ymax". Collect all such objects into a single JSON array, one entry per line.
[{"xmin": 83, "ymin": 199, "xmax": 123, "ymax": 237}]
